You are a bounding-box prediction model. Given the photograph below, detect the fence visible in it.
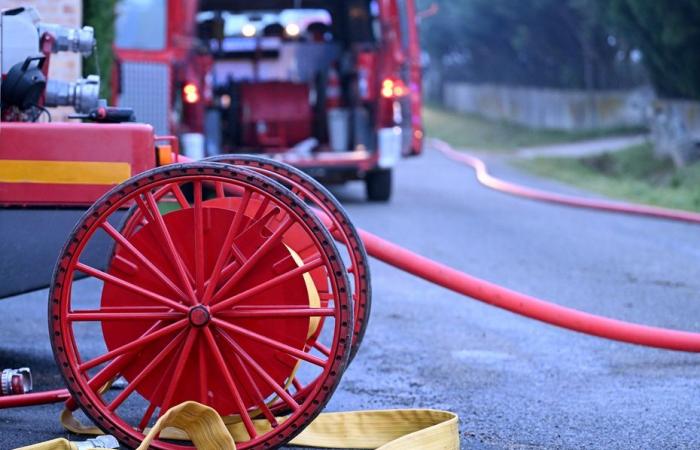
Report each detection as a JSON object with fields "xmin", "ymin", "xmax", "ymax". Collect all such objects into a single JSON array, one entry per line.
[
  {"xmin": 443, "ymin": 82, "xmax": 700, "ymax": 164},
  {"xmin": 443, "ymin": 82, "xmax": 653, "ymax": 131}
]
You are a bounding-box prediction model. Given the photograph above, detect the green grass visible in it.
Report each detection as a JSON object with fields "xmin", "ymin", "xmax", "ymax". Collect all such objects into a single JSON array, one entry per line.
[
  {"xmin": 518, "ymin": 143, "xmax": 700, "ymax": 212},
  {"xmin": 423, "ymin": 106, "xmax": 644, "ymax": 152},
  {"xmin": 423, "ymin": 104, "xmax": 699, "ymax": 212}
]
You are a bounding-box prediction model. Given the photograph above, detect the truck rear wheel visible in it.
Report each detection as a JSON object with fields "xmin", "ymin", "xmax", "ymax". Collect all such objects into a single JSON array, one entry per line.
[{"xmin": 365, "ymin": 168, "xmax": 392, "ymax": 202}]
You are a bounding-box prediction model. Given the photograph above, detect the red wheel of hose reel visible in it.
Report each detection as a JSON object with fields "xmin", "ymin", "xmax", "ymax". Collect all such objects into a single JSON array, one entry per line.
[{"xmin": 49, "ymin": 163, "xmax": 352, "ymax": 449}]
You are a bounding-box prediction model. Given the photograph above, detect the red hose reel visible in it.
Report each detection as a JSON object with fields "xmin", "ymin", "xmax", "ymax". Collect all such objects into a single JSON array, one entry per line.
[{"xmin": 47, "ymin": 160, "xmax": 369, "ymax": 449}]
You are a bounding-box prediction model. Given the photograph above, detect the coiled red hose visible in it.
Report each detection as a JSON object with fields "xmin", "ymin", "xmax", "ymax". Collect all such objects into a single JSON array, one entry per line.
[{"xmin": 432, "ymin": 138, "xmax": 700, "ymax": 225}]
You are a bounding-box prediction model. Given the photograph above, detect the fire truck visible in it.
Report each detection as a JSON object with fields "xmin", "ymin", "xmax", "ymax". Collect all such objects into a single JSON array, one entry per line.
[
  {"xmin": 113, "ymin": 0, "xmax": 424, "ymax": 202},
  {"xmin": 113, "ymin": 0, "xmax": 208, "ymax": 145}
]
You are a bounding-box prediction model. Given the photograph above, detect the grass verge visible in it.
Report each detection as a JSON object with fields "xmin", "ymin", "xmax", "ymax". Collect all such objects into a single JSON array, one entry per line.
[
  {"xmin": 517, "ymin": 143, "xmax": 700, "ymax": 212},
  {"xmin": 423, "ymin": 106, "xmax": 644, "ymax": 152}
]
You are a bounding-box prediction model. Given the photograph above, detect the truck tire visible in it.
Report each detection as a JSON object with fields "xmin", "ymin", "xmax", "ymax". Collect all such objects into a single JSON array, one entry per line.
[{"xmin": 365, "ymin": 168, "xmax": 392, "ymax": 202}]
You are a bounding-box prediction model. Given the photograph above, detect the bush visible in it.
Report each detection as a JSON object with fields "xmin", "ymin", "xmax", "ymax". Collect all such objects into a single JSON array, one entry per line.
[
  {"xmin": 604, "ymin": 0, "xmax": 700, "ymax": 100},
  {"xmin": 83, "ymin": 0, "xmax": 117, "ymax": 99}
]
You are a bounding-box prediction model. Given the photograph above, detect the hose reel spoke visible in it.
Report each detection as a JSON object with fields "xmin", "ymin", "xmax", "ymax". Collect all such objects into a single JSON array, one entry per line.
[
  {"xmin": 210, "ymin": 217, "xmax": 295, "ymax": 304},
  {"xmin": 107, "ymin": 328, "xmax": 187, "ymax": 412},
  {"xmin": 213, "ymin": 319, "xmax": 327, "ymax": 368},
  {"xmin": 203, "ymin": 326, "xmax": 258, "ymax": 439},
  {"xmin": 201, "ymin": 188, "xmax": 252, "ymax": 304}
]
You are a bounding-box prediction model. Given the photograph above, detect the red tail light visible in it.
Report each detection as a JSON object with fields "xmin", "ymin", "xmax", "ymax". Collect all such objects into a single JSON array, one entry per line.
[
  {"xmin": 381, "ymin": 78, "xmax": 408, "ymax": 99},
  {"xmin": 183, "ymin": 83, "xmax": 200, "ymax": 104}
]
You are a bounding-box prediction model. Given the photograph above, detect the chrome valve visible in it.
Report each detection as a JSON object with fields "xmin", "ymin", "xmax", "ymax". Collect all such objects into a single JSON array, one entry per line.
[
  {"xmin": 38, "ymin": 23, "xmax": 96, "ymax": 57},
  {"xmin": 45, "ymin": 75, "xmax": 101, "ymax": 114}
]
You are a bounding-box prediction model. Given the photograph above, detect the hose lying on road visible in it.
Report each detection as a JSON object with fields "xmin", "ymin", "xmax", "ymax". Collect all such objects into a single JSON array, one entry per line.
[
  {"xmin": 431, "ymin": 138, "xmax": 700, "ymax": 225},
  {"xmin": 360, "ymin": 228, "xmax": 700, "ymax": 352}
]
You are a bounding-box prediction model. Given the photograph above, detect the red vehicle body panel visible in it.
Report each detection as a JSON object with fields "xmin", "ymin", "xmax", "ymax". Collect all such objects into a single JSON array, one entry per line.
[
  {"xmin": 276, "ymin": 149, "xmax": 378, "ymax": 172},
  {"xmin": 404, "ymin": 0, "xmax": 425, "ymax": 153},
  {"xmin": 0, "ymin": 123, "xmax": 155, "ymax": 206}
]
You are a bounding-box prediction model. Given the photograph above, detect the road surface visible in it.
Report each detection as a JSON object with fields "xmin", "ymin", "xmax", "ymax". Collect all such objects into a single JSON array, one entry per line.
[{"xmin": 1, "ymin": 146, "xmax": 699, "ymax": 449}]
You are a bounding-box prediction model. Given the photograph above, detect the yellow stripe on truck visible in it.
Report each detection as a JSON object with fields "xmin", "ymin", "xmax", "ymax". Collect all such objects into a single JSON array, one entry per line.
[{"xmin": 0, "ymin": 160, "xmax": 131, "ymax": 185}]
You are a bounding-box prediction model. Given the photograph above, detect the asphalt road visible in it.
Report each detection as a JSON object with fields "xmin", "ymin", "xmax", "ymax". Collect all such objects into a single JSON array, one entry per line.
[{"xmin": 2, "ymin": 146, "xmax": 700, "ymax": 449}]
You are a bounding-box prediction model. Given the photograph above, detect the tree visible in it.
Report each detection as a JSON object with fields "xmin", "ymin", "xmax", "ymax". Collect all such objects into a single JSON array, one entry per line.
[
  {"xmin": 82, "ymin": 0, "xmax": 117, "ymax": 99},
  {"xmin": 604, "ymin": 0, "xmax": 700, "ymax": 100},
  {"xmin": 418, "ymin": 0, "xmax": 639, "ymax": 90}
]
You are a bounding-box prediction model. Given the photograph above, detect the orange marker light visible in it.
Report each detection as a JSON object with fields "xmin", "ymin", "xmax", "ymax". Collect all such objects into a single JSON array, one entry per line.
[{"xmin": 156, "ymin": 144, "xmax": 174, "ymax": 166}]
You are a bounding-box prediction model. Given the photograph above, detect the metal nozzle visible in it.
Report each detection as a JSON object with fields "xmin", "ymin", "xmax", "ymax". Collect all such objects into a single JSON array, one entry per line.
[
  {"xmin": 38, "ymin": 23, "xmax": 95, "ymax": 57},
  {"xmin": 0, "ymin": 368, "xmax": 32, "ymax": 396},
  {"xmin": 45, "ymin": 75, "xmax": 101, "ymax": 114},
  {"xmin": 74, "ymin": 435, "xmax": 120, "ymax": 449}
]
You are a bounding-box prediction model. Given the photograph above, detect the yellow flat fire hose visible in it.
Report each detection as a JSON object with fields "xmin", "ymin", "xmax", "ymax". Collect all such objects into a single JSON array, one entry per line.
[{"xmin": 16, "ymin": 402, "xmax": 458, "ymax": 450}]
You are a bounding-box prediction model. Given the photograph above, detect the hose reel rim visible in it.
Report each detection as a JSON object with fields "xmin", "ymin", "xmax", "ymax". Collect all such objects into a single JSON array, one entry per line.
[{"xmin": 49, "ymin": 162, "xmax": 353, "ymax": 449}]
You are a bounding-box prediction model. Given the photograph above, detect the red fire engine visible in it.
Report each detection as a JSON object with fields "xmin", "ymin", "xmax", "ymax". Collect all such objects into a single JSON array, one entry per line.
[{"xmin": 113, "ymin": 0, "xmax": 424, "ymax": 201}]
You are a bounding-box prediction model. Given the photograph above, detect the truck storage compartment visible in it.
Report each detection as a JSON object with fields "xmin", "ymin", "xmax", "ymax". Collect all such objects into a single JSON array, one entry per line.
[{"xmin": 239, "ymin": 82, "xmax": 312, "ymax": 149}]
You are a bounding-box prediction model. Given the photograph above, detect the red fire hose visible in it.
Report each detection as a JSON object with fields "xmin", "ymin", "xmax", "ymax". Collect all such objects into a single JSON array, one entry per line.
[
  {"xmin": 359, "ymin": 229, "xmax": 700, "ymax": 352},
  {"xmin": 0, "ymin": 389, "xmax": 69, "ymax": 408},
  {"xmin": 432, "ymin": 138, "xmax": 700, "ymax": 225}
]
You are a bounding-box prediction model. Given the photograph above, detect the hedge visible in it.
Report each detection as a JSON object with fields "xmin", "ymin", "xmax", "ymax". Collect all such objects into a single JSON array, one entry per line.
[{"xmin": 82, "ymin": 0, "xmax": 117, "ymax": 99}]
